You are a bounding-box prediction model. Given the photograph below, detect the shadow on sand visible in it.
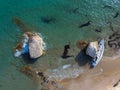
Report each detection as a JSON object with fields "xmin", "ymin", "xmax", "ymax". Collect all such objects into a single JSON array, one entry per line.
[{"xmin": 75, "ymin": 48, "xmax": 92, "ymax": 66}]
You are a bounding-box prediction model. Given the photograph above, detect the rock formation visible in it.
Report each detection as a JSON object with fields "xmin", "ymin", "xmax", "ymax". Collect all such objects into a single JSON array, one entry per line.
[
  {"xmin": 28, "ymin": 34, "xmax": 45, "ymax": 59},
  {"xmin": 14, "ymin": 32, "xmax": 45, "ymax": 59},
  {"xmin": 86, "ymin": 41, "xmax": 98, "ymax": 58}
]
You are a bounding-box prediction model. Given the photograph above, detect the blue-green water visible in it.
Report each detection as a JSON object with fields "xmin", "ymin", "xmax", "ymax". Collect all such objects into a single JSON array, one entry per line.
[{"xmin": 0, "ymin": 0, "xmax": 120, "ymax": 90}]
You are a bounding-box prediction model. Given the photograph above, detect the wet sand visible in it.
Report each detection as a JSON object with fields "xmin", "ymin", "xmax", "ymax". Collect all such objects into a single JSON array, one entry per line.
[{"xmin": 60, "ymin": 56, "xmax": 120, "ymax": 90}]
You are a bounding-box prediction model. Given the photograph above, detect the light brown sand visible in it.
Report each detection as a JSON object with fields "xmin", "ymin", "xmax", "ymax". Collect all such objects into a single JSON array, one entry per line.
[{"xmin": 60, "ymin": 56, "xmax": 120, "ymax": 90}]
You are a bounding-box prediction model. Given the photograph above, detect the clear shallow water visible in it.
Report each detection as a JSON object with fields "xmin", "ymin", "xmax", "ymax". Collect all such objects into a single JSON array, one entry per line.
[{"xmin": 0, "ymin": 0, "xmax": 120, "ymax": 90}]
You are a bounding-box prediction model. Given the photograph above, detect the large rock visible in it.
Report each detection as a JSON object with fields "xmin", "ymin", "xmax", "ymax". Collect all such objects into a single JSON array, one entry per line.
[
  {"xmin": 14, "ymin": 32, "xmax": 45, "ymax": 58},
  {"xmin": 86, "ymin": 41, "xmax": 98, "ymax": 58},
  {"xmin": 28, "ymin": 34, "xmax": 44, "ymax": 59}
]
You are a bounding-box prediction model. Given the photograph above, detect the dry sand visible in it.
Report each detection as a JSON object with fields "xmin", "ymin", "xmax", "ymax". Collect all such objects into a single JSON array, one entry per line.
[{"xmin": 60, "ymin": 56, "xmax": 120, "ymax": 90}]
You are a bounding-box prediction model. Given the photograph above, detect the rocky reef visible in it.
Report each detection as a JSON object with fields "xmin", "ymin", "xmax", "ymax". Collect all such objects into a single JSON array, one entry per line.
[
  {"xmin": 13, "ymin": 17, "xmax": 32, "ymax": 32},
  {"xmin": 14, "ymin": 32, "xmax": 45, "ymax": 59},
  {"xmin": 20, "ymin": 65, "xmax": 62, "ymax": 90}
]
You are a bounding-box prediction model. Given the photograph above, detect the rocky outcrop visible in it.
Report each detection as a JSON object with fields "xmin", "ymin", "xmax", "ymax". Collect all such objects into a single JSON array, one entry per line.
[
  {"xmin": 28, "ymin": 34, "xmax": 45, "ymax": 59},
  {"xmin": 86, "ymin": 41, "xmax": 98, "ymax": 58},
  {"xmin": 14, "ymin": 32, "xmax": 45, "ymax": 59}
]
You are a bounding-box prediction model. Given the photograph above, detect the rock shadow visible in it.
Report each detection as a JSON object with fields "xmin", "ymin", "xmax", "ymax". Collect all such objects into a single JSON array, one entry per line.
[
  {"xmin": 22, "ymin": 53, "xmax": 38, "ymax": 64},
  {"xmin": 75, "ymin": 49, "xmax": 92, "ymax": 66}
]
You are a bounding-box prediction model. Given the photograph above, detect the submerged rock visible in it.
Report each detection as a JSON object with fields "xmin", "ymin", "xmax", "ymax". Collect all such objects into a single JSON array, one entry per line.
[
  {"xmin": 13, "ymin": 17, "xmax": 32, "ymax": 32},
  {"xmin": 20, "ymin": 65, "xmax": 37, "ymax": 78},
  {"xmin": 86, "ymin": 41, "xmax": 98, "ymax": 58}
]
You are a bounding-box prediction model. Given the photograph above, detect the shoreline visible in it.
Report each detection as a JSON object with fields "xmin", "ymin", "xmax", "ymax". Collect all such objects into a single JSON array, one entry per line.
[{"xmin": 59, "ymin": 56, "xmax": 120, "ymax": 90}]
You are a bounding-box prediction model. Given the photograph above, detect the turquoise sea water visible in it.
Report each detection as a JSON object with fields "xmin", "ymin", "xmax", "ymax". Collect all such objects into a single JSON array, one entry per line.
[{"xmin": 0, "ymin": 0, "xmax": 120, "ymax": 90}]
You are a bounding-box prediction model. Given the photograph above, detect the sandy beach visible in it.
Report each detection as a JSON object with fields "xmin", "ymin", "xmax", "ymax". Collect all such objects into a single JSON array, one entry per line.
[{"xmin": 59, "ymin": 56, "xmax": 120, "ymax": 90}]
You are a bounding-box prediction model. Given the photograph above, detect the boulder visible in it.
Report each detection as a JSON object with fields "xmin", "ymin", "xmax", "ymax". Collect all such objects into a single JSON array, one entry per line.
[
  {"xmin": 76, "ymin": 41, "xmax": 88, "ymax": 49},
  {"xmin": 86, "ymin": 41, "xmax": 98, "ymax": 58},
  {"xmin": 28, "ymin": 34, "xmax": 44, "ymax": 59},
  {"xmin": 14, "ymin": 32, "xmax": 45, "ymax": 59}
]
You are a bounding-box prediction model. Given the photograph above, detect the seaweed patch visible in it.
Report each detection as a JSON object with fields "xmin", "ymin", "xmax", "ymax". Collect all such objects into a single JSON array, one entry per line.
[
  {"xmin": 107, "ymin": 22, "xmax": 114, "ymax": 32},
  {"xmin": 108, "ymin": 31, "xmax": 120, "ymax": 49}
]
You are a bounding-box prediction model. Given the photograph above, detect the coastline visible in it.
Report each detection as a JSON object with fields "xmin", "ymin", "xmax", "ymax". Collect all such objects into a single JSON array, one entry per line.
[
  {"xmin": 59, "ymin": 56, "xmax": 120, "ymax": 90},
  {"xmin": 0, "ymin": 0, "xmax": 120, "ymax": 90}
]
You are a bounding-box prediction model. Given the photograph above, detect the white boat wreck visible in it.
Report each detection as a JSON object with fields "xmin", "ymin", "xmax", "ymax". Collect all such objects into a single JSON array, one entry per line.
[{"xmin": 90, "ymin": 39, "xmax": 105, "ymax": 68}]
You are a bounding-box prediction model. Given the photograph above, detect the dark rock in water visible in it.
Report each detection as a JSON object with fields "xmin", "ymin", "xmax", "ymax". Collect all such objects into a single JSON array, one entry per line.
[
  {"xmin": 94, "ymin": 27, "xmax": 102, "ymax": 33},
  {"xmin": 113, "ymin": 12, "xmax": 119, "ymax": 18},
  {"xmin": 37, "ymin": 72, "xmax": 44, "ymax": 77},
  {"xmin": 61, "ymin": 42, "xmax": 74, "ymax": 59},
  {"xmin": 79, "ymin": 21, "xmax": 91, "ymax": 28},
  {"xmin": 95, "ymin": 29, "xmax": 101, "ymax": 32},
  {"xmin": 41, "ymin": 16, "xmax": 56, "ymax": 24}
]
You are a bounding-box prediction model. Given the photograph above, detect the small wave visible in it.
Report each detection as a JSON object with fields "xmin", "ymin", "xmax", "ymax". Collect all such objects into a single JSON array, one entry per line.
[
  {"xmin": 46, "ymin": 64, "xmax": 84, "ymax": 81},
  {"xmin": 62, "ymin": 64, "xmax": 71, "ymax": 69},
  {"xmin": 14, "ymin": 50, "xmax": 22, "ymax": 57}
]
